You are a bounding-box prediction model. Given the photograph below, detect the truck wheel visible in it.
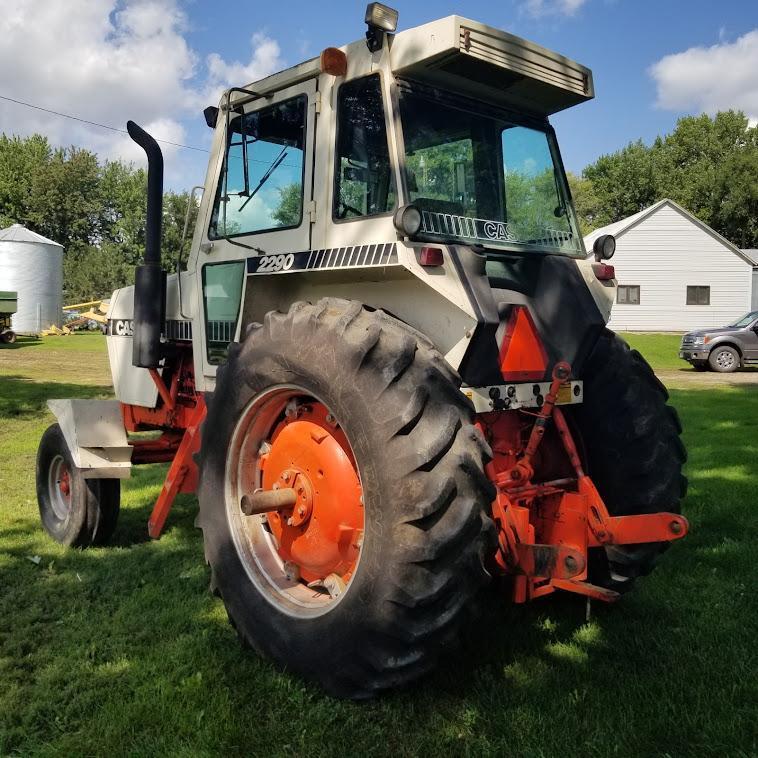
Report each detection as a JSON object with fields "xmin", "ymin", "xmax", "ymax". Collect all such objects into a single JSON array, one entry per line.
[
  {"xmin": 568, "ymin": 330, "xmax": 687, "ymax": 592},
  {"xmin": 708, "ymin": 345, "xmax": 739, "ymax": 373},
  {"xmin": 197, "ymin": 299, "xmax": 495, "ymax": 698},
  {"xmin": 36, "ymin": 424, "xmax": 120, "ymax": 547},
  {"xmin": 1, "ymin": 330, "xmax": 16, "ymax": 344}
]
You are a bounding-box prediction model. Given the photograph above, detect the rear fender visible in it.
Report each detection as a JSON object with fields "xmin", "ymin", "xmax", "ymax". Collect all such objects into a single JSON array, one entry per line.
[{"xmin": 46, "ymin": 399, "xmax": 132, "ymax": 479}]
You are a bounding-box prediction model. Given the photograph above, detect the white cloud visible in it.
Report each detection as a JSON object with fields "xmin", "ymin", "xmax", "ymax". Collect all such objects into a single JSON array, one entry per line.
[
  {"xmin": 0, "ymin": 1, "xmax": 285, "ymax": 184},
  {"xmin": 522, "ymin": 0, "xmax": 588, "ymax": 18},
  {"xmin": 650, "ymin": 29, "xmax": 758, "ymax": 124},
  {"xmin": 203, "ymin": 32, "xmax": 284, "ymax": 104}
]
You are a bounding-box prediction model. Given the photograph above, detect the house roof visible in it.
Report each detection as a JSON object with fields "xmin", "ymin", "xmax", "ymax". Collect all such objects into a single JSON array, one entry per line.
[
  {"xmin": 584, "ymin": 198, "xmax": 754, "ymax": 267},
  {"xmin": 741, "ymin": 249, "xmax": 758, "ymax": 267},
  {"xmin": 0, "ymin": 223, "xmax": 63, "ymax": 247}
]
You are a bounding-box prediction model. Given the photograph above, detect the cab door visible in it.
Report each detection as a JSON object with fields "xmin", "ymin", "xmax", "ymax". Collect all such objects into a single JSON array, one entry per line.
[{"xmin": 194, "ymin": 78, "xmax": 318, "ymax": 380}]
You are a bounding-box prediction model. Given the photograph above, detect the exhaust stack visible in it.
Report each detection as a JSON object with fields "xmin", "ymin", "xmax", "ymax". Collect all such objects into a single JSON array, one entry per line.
[{"xmin": 127, "ymin": 120, "xmax": 165, "ymax": 369}]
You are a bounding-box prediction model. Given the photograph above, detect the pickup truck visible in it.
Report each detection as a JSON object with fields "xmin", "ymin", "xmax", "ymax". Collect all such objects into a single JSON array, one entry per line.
[{"xmin": 679, "ymin": 311, "xmax": 758, "ymax": 372}]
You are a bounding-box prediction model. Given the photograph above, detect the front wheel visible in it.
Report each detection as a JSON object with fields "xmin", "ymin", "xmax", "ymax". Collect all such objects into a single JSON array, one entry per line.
[
  {"xmin": 709, "ymin": 345, "xmax": 740, "ymax": 373},
  {"xmin": 36, "ymin": 424, "xmax": 120, "ymax": 547},
  {"xmin": 197, "ymin": 299, "xmax": 495, "ymax": 698}
]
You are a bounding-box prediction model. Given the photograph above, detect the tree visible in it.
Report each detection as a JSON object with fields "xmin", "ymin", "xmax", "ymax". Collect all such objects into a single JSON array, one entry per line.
[
  {"xmin": 578, "ymin": 110, "xmax": 758, "ymax": 248},
  {"xmin": 271, "ymin": 183, "xmax": 302, "ymax": 227}
]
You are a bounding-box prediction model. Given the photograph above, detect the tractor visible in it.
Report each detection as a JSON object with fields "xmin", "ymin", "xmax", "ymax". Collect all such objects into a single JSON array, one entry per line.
[{"xmin": 35, "ymin": 6, "xmax": 688, "ymax": 698}]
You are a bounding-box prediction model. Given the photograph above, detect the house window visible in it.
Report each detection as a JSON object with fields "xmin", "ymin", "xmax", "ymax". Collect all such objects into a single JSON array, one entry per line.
[
  {"xmin": 617, "ymin": 285, "xmax": 640, "ymax": 305},
  {"xmin": 686, "ymin": 286, "xmax": 710, "ymax": 305}
]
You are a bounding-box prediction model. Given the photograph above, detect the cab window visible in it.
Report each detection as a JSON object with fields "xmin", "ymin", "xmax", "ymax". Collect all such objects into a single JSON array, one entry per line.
[
  {"xmin": 202, "ymin": 261, "xmax": 245, "ymax": 363},
  {"xmin": 210, "ymin": 95, "xmax": 306, "ymax": 238},
  {"xmin": 333, "ymin": 75, "xmax": 396, "ymax": 220}
]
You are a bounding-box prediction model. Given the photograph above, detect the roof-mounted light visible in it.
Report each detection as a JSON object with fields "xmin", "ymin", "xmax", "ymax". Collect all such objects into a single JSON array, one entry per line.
[{"xmin": 365, "ymin": 3, "xmax": 398, "ymax": 53}]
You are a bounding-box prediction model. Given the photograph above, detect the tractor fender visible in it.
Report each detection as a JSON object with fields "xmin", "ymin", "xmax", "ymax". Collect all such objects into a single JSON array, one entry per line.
[{"xmin": 46, "ymin": 399, "xmax": 132, "ymax": 479}]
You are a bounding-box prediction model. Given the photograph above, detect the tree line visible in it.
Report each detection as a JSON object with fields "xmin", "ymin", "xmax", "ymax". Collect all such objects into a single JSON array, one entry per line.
[
  {"xmin": 0, "ymin": 134, "xmax": 197, "ymax": 303},
  {"xmin": 569, "ymin": 110, "xmax": 758, "ymax": 248},
  {"xmin": 0, "ymin": 109, "xmax": 755, "ymax": 304}
]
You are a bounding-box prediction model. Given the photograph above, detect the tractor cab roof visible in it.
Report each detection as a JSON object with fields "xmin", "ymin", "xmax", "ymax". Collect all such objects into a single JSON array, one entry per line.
[{"xmin": 237, "ymin": 15, "xmax": 593, "ymax": 119}]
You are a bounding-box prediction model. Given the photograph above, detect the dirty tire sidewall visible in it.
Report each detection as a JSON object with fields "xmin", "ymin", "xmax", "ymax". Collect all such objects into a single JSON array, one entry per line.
[
  {"xmin": 36, "ymin": 424, "xmax": 89, "ymax": 547},
  {"xmin": 567, "ymin": 329, "xmax": 688, "ymax": 592},
  {"xmin": 197, "ymin": 299, "xmax": 495, "ymax": 698},
  {"xmin": 708, "ymin": 345, "xmax": 739, "ymax": 373}
]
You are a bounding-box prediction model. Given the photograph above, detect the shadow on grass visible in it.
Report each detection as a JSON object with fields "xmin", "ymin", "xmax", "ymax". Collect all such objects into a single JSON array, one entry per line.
[
  {"xmin": 1, "ymin": 386, "xmax": 756, "ymax": 756},
  {"xmin": 0, "ymin": 374, "xmax": 112, "ymax": 419},
  {"xmin": 0, "ymin": 336, "xmax": 43, "ymax": 350}
]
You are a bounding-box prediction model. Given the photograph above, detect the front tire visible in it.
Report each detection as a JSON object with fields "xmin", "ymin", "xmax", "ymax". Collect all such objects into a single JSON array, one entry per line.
[
  {"xmin": 197, "ymin": 299, "xmax": 495, "ymax": 698},
  {"xmin": 36, "ymin": 424, "xmax": 120, "ymax": 547},
  {"xmin": 709, "ymin": 345, "xmax": 740, "ymax": 373},
  {"xmin": 569, "ymin": 330, "xmax": 687, "ymax": 592}
]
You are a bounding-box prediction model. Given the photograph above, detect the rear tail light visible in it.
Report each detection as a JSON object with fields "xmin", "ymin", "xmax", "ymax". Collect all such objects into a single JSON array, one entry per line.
[
  {"xmin": 592, "ymin": 263, "xmax": 615, "ymax": 281},
  {"xmin": 419, "ymin": 247, "xmax": 444, "ymax": 267}
]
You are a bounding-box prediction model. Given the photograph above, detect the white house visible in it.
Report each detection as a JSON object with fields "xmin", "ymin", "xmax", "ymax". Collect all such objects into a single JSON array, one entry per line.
[
  {"xmin": 585, "ymin": 199, "xmax": 755, "ymax": 332},
  {"xmin": 741, "ymin": 249, "xmax": 758, "ymax": 309}
]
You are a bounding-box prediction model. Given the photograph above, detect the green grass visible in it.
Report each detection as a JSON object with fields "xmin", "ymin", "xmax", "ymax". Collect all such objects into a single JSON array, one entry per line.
[
  {"xmin": 1, "ymin": 336, "xmax": 757, "ymax": 757},
  {"xmin": 618, "ymin": 332, "xmax": 684, "ymax": 371}
]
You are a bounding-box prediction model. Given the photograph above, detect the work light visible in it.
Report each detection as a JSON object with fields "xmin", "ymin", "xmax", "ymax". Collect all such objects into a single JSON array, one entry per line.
[
  {"xmin": 393, "ymin": 204, "xmax": 422, "ymax": 237},
  {"xmin": 593, "ymin": 234, "xmax": 616, "ymax": 261},
  {"xmin": 365, "ymin": 3, "xmax": 398, "ymax": 52}
]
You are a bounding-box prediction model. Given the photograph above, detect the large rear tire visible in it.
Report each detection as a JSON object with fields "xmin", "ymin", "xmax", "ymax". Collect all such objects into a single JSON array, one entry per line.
[
  {"xmin": 197, "ymin": 299, "xmax": 495, "ymax": 698},
  {"xmin": 568, "ymin": 330, "xmax": 687, "ymax": 592}
]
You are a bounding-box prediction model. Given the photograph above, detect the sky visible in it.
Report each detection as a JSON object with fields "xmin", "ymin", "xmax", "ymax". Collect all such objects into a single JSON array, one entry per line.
[{"xmin": 0, "ymin": 0, "xmax": 757, "ymax": 191}]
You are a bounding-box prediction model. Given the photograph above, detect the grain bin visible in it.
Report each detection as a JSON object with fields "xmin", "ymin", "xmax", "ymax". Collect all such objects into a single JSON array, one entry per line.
[{"xmin": 0, "ymin": 224, "xmax": 63, "ymax": 333}]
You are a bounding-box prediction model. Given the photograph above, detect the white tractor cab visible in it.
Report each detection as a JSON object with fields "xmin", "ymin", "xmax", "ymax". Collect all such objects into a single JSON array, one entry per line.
[{"xmin": 37, "ymin": 6, "xmax": 687, "ymax": 699}]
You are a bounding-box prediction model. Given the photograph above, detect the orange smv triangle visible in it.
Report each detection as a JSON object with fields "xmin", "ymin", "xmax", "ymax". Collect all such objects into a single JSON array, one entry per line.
[{"xmin": 499, "ymin": 306, "xmax": 548, "ymax": 381}]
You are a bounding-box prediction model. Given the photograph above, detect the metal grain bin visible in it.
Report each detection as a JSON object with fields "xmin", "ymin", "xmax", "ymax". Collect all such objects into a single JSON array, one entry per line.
[{"xmin": 0, "ymin": 224, "xmax": 63, "ymax": 333}]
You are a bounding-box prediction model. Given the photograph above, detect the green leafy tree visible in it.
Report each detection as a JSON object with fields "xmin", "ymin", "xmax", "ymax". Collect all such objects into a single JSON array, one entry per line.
[{"xmin": 272, "ymin": 183, "xmax": 302, "ymax": 227}]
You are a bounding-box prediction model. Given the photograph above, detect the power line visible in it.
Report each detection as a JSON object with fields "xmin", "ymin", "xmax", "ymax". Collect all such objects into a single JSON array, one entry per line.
[{"xmin": 0, "ymin": 93, "xmax": 210, "ymax": 153}]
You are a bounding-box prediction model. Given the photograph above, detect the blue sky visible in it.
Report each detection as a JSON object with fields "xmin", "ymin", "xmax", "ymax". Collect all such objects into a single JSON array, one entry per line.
[{"xmin": 1, "ymin": 0, "xmax": 756, "ymax": 190}]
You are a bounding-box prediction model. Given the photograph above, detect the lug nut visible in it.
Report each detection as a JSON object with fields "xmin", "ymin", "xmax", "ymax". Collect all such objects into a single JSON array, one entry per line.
[
  {"xmin": 489, "ymin": 387, "xmax": 501, "ymax": 400},
  {"xmin": 670, "ymin": 520, "xmax": 682, "ymax": 535}
]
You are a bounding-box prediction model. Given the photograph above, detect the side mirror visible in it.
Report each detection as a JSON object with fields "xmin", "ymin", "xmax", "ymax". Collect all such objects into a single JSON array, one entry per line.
[{"xmin": 204, "ymin": 106, "xmax": 219, "ymax": 129}]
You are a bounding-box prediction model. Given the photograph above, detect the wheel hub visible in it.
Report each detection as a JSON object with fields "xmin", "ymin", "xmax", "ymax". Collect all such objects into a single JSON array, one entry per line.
[{"xmin": 260, "ymin": 402, "xmax": 363, "ymax": 585}]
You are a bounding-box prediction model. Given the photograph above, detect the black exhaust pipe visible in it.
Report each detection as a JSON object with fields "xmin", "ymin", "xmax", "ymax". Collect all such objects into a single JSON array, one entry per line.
[{"xmin": 127, "ymin": 120, "xmax": 165, "ymax": 369}]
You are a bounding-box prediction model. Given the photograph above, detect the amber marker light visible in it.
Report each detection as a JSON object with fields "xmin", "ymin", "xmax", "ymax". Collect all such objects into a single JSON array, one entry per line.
[{"xmin": 320, "ymin": 47, "xmax": 347, "ymax": 77}]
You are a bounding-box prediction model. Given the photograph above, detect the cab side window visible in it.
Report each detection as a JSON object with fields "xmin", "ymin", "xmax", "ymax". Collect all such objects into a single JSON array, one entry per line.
[{"xmin": 333, "ymin": 75, "xmax": 396, "ymax": 220}]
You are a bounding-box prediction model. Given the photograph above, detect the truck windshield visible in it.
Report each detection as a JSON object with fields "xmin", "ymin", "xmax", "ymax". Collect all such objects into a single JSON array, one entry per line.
[
  {"xmin": 398, "ymin": 86, "xmax": 582, "ymax": 256},
  {"xmin": 727, "ymin": 311, "xmax": 758, "ymax": 328}
]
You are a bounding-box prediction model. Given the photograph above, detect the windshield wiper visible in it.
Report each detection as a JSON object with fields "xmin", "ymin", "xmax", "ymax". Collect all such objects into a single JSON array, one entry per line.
[{"xmin": 239, "ymin": 146, "xmax": 288, "ymax": 211}]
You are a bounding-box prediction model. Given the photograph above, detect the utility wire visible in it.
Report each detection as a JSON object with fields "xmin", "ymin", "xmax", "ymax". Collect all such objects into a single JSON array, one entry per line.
[{"xmin": 0, "ymin": 93, "xmax": 210, "ymax": 153}]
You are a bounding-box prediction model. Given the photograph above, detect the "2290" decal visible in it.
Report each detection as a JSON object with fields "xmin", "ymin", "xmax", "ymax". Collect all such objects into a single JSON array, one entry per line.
[{"xmin": 255, "ymin": 253, "xmax": 295, "ymax": 273}]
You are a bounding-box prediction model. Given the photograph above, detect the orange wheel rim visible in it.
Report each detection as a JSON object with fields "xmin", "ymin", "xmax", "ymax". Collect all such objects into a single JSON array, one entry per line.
[
  {"xmin": 226, "ymin": 387, "xmax": 365, "ymax": 613},
  {"xmin": 260, "ymin": 402, "xmax": 363, "ymax": 585}
]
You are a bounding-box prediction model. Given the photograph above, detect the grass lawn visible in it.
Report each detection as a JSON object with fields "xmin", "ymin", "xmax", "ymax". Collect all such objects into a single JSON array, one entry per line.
[
  {"xmin": 1, "ymin": 334, "xmax": 756, "ymax": 756},
  {"xmin": 618, "ymin": 332, "xmax": 684, "ymax": 371}
]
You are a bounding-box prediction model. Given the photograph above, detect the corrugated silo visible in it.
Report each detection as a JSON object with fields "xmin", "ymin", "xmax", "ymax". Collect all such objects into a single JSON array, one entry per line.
[{"xmin": 0, "ymin": 224, "xmax": 64, "ymax": 333}]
